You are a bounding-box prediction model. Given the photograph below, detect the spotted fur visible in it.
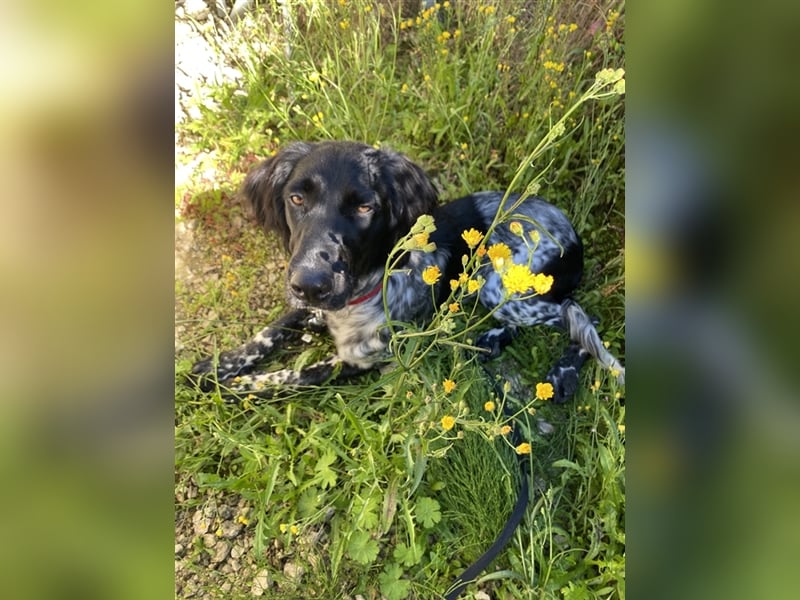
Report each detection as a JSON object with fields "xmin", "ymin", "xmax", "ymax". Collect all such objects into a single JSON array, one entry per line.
[{"xmin": 191, "ymin": 141, "xmax": 624, "ymax": 401}]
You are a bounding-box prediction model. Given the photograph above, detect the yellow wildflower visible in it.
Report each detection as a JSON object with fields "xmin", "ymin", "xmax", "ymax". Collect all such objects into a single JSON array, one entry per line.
[
  {"xmin": 412, "ymin": 231, "xmax": 430, "ymax": 248},
  {"xmin": 449, "ymin": 279, "xmax": 459, "ymax": 291},
  {"xmin": 467, "ymin": 279, "xmax": 482, "ymax": 294},
  {"xmin": 290, "ymin": 525, "xmax": 299, "ymax": 535},
  {"xmin": 448, "ymin": 302, "xmax": 460, "ymax": 313},
  {"xmin": 502, "ymin": 264, "xmax": 537, "ymax": 295},
  {"xmin": 461, "ymin": 228, "xmax": 483, "ymax": 248},
  {"xmin": 530, "ymin": 229, "xmax": 540, "ymax": 243},
  {"xmin": 515, "ymin": 442, "xmax": 532, "ymax": 455},
  {"xmin": 532, "ymin": 272, "xmax": 554, "ymax": 295},
  {"xmin": 506, "ymin": 16, "xmax": 516, "ymax": 24},
  {"xmin": 569, "ymin": 23, "xmax": 578, "ymax": 32},
  {"xmin": 484, "ymin": 400, "xmax": 496, "ymax": 412},
  {"xmin": 500, "ymin": 425, "xmax": 512, "ymax": 435},
  {"xmin": 422, "ymin": 265, "xmax": 441, "ymax": 285},
  {"xmin": 441, "ymin": 415, "xmax": 456, "ymax": 431},
  {"xmin": 476, "ymin": 245, "xmax": 487, "ymax": 257},
  {"xmin": 487, "ymin": 243, "xmax": 512, "ymax": 271},
  {"xmin": 509, "ymin": 221, "xmax": 524, "ymax": 236},
  {"xmin": 237, "ymin": 515, "xmax": 249, "ymax": 526},
  {"xmin": 279, "ymin": 523, "xmax": 289, "ymax": 533},
  {"xmin": 442, "ymin": 379, "xmax": 457, "ymax": 394},
  {"xmin": 339, "ymin": 19, "xmax": 350, "ymax": 30},
  {"xmin": 535, "ymin": 381, "xmax": 555, "ymax": 401}
]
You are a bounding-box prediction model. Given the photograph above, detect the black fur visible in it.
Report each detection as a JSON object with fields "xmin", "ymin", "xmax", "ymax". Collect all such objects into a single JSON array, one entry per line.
[{"xmin": 191, "ymin": 141, "xmax": 624, "ymax": 399}]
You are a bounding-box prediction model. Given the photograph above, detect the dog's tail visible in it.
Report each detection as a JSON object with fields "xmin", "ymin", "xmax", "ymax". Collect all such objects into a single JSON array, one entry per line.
[{"xmin": 562, "ymin": 298, "xmax": 625, "ymax": 384}]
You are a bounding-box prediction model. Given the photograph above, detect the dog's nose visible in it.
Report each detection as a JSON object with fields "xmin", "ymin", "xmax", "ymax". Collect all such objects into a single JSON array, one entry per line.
[{"xmin": 289, "ymin": 270, "xmax": 333, "ymax": 304}]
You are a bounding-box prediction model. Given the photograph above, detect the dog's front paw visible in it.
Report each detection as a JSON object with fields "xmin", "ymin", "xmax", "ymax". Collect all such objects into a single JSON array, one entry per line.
[
  {"xmin": 475, "ymin": 326, "xmax": 518, "ymax": 361},
  {"xmin": 189, "ymin": 351, "xmax": 248, "ymax": 392},
  {"xmin": 545, "ymin": 364, "xmax": 580, "ymax": 404},
  {"xmin": 544, "ymin": 344, "xmax": 590, "ymax": 404}
]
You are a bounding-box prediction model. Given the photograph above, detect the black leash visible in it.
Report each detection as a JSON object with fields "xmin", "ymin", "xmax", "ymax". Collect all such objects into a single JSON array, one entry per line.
[{"xmin": 443, "ymin": 366, "xmax": 532, "ymax": 599}]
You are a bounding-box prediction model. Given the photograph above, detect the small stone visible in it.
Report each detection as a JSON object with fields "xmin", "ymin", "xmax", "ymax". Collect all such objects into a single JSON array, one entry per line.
[
  {"xmin": 175, "ymin": 543, "xmax": 185, "ymax": 556},
  {"xmin": 231, "ymin": 542, "xmax": 246, "ymax": 559},
  {"xmin": 211, "ymin": 541, "xmax": 231, "ymax": 564},
  {"xmin": 283, "ymin": 561, "xmax": 305, "ymax": 581},
  {"xmin": 220, "ymin": 520, "xmax": 244, "ymax": 539},
  {"xmin": 537, "ymin": 418, "xmax": 555, "ymax": 435},
  {"xmin": 202, "ymin": 533, "xmax": 217, "ymax": 548},
  {"xmin": 192, "ymin": 509, "xmax": 211, "ymax": 536},
  {"xmin": 251, "ymin": 568, "xmax": 271, "ymax": 596}
]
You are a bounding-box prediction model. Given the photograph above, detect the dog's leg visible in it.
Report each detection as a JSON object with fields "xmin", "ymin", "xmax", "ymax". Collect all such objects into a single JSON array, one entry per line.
[
  {"xmin": 540, "ymin": 299, "xmax": 624, "ymax": 403},
  {"xmin": 224, "ymin": 356, "xmax": 371, "ymax": 398},
  {"xmin": 545, "ymin": 343, "xmax": 591, "ymax": 404},
  {"xmin": 190, "ymin": 308, "xmax": 324, "ymax": 390},
  {"xmin": 475, "ymin": 325, "xmax": 519, "ymax": 360}
]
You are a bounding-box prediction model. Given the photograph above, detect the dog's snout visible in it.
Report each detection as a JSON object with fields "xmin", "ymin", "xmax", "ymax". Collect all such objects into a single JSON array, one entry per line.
[{"xmin": 290, "ymin": 270, "xmax": 333, "ymax": 304}]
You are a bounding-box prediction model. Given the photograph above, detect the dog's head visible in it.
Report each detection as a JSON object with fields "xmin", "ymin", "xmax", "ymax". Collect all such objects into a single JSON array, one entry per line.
[{"xmin": 241, "ymin": 141, "xmax": 439, "ymax": 310}]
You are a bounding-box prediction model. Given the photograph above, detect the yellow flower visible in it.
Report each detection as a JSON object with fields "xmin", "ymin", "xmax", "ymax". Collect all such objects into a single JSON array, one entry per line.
[
  {"xmin": 339, "ymin": 19, "xmax": 350, "ymax": 30},
  {"xmin": 515, "ymin": 442, "xmax": 532, "ymax": 455},
  {"xmin": 237, "ymin": 515, "xmax": 249, "ymax": 525},
  {"xmin": 487, "ymin": 243, "xmax": 512, "ymax": 271},
  {"xmin": 466, "ymin": 279, "xmax": 482, "ymax": 294},
  {"xmin": 535, "ymin": 381, "xmax": 555, "ymax": 400},
  {"xmin": 422, "ymin": 265, "xmax": 441, "ymax": 285},
  {"xmin": 569, "ymin": 23, "xmax": 578, "ymax": 32},
  {"xmin": 449, "ymin": 279, "xmax": 459, "ymax": 291},
  {"xmin": 442, "ymin": 379, "xmax": 457, "ymax": 394},
  {"xmin": 290, "ymin": 524, "xmax": 299, "ymax": 535},
  {"xmin": 532, "ymin": 272, "xmax": 554, "ymax": 295},
  {"xmin": 476, "ymin": 245, "xmax": 487, "ymax": 257},
  {"xmin": 458, "ymin": 272, "xmax": 469, "ymax": 284},
  {"xmin": 412, "ymin": 231, "xmax": 430, "ymax": 248},
  {"xmin": 448, "ymin": 302, "xmax": 460, "ymax": 313},
  {"xmin": 484, "ymin": 400, "xmax": 496, "ymax": 412},
  {"xmin": 502, "ymin": 264, "xmax": 537, "ymax": 295},
  {"xmin": 618, "ymin": 424, "xmax": 626, "ymax": 434},
  {"xmin": 506, "ymin": 16, "xmax": 517, "ymax": 24},
  {"xmin": 530, "ymin": 229, "xmax": 540, "ymax": 243},
  {"xmin": 441, "ymin": 415, "xmax": 456, "ymax": 430},
  {"xmin": 279, "ymin": 523, "xmax": 289, "ymax": 533},
  {"xmin": 509, "ymin": 221, "xmax": 524, "ymax": 236},
  {"xmin": 500, "ymin": 425, "xmax": 512, "ymax": 435},
  {"xmin": 461, "ymin": 228, "xmax": 483, "ymax": 248}
]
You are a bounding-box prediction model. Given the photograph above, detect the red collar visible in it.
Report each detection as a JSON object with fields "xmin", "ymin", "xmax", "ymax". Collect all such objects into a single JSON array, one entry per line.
[{"xmin": 347, "ymin": 282, "xmax": 383, "ymax": 306}]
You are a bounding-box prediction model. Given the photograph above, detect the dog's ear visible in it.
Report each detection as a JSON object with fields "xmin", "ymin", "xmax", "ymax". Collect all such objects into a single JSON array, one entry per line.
[
  {"xmin": 363, "ymin": 147, "xmax": 439, "ymax": 234},
  {"xmin": 240, "ymin": 142, "xmax": 313, "ymax": 250}
]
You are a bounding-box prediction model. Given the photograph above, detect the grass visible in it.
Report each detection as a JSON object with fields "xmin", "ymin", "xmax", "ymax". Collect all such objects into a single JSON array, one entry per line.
[{"xmin": 176, "ymin": 0, "xmax": 625, "ymax": 598}]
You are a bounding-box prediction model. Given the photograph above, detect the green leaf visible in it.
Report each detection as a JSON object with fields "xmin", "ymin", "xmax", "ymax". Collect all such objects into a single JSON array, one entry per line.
[
  {"xmin": 353, "ymin": 492, "xmax": 380, "ymax": 530},
  {"xmin": 346, "ymin": 531, "xmax": 379, "ymax": 565},
  {"xmin": 379, "ymin": 564, "xmax": 411, "ymax": 600},
  {"xmin": 297, "ymin": 487, "xmax": 320, "ymax": 519},
  {"xmin": 314, "ymin": 450, "xmax": 338, "ymax": 489},
  {"xmin": 393, "ymin": 541, "xmax": 423, "ymax": 567},
  {"xmin": 415, "ymin": 497, "xmax": 441, "ymax": 529}
]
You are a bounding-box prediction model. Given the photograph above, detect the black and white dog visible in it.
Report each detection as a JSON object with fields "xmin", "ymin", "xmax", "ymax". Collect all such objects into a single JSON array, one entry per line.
[{"xmin": 191, "ymin": 141, "xmax": 624, "ymax": 402}]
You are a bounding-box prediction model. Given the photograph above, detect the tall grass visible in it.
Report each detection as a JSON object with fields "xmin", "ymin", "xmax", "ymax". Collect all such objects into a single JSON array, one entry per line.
[{"xmin": 176, "ymin": 1, "xmax": 625, "ymax": 598}]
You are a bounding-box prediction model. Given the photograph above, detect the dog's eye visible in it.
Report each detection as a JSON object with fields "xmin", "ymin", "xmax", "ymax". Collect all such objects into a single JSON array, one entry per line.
[{"xmin": 288, "ymin": 194, "xmax": 304, "ymax": 207}]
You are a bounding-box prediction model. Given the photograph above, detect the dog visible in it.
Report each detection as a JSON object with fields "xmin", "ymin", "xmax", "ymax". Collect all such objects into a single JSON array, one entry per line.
[{"xmin": 191, "ymin": 141, "xmax": 624, "ymax": 402}]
